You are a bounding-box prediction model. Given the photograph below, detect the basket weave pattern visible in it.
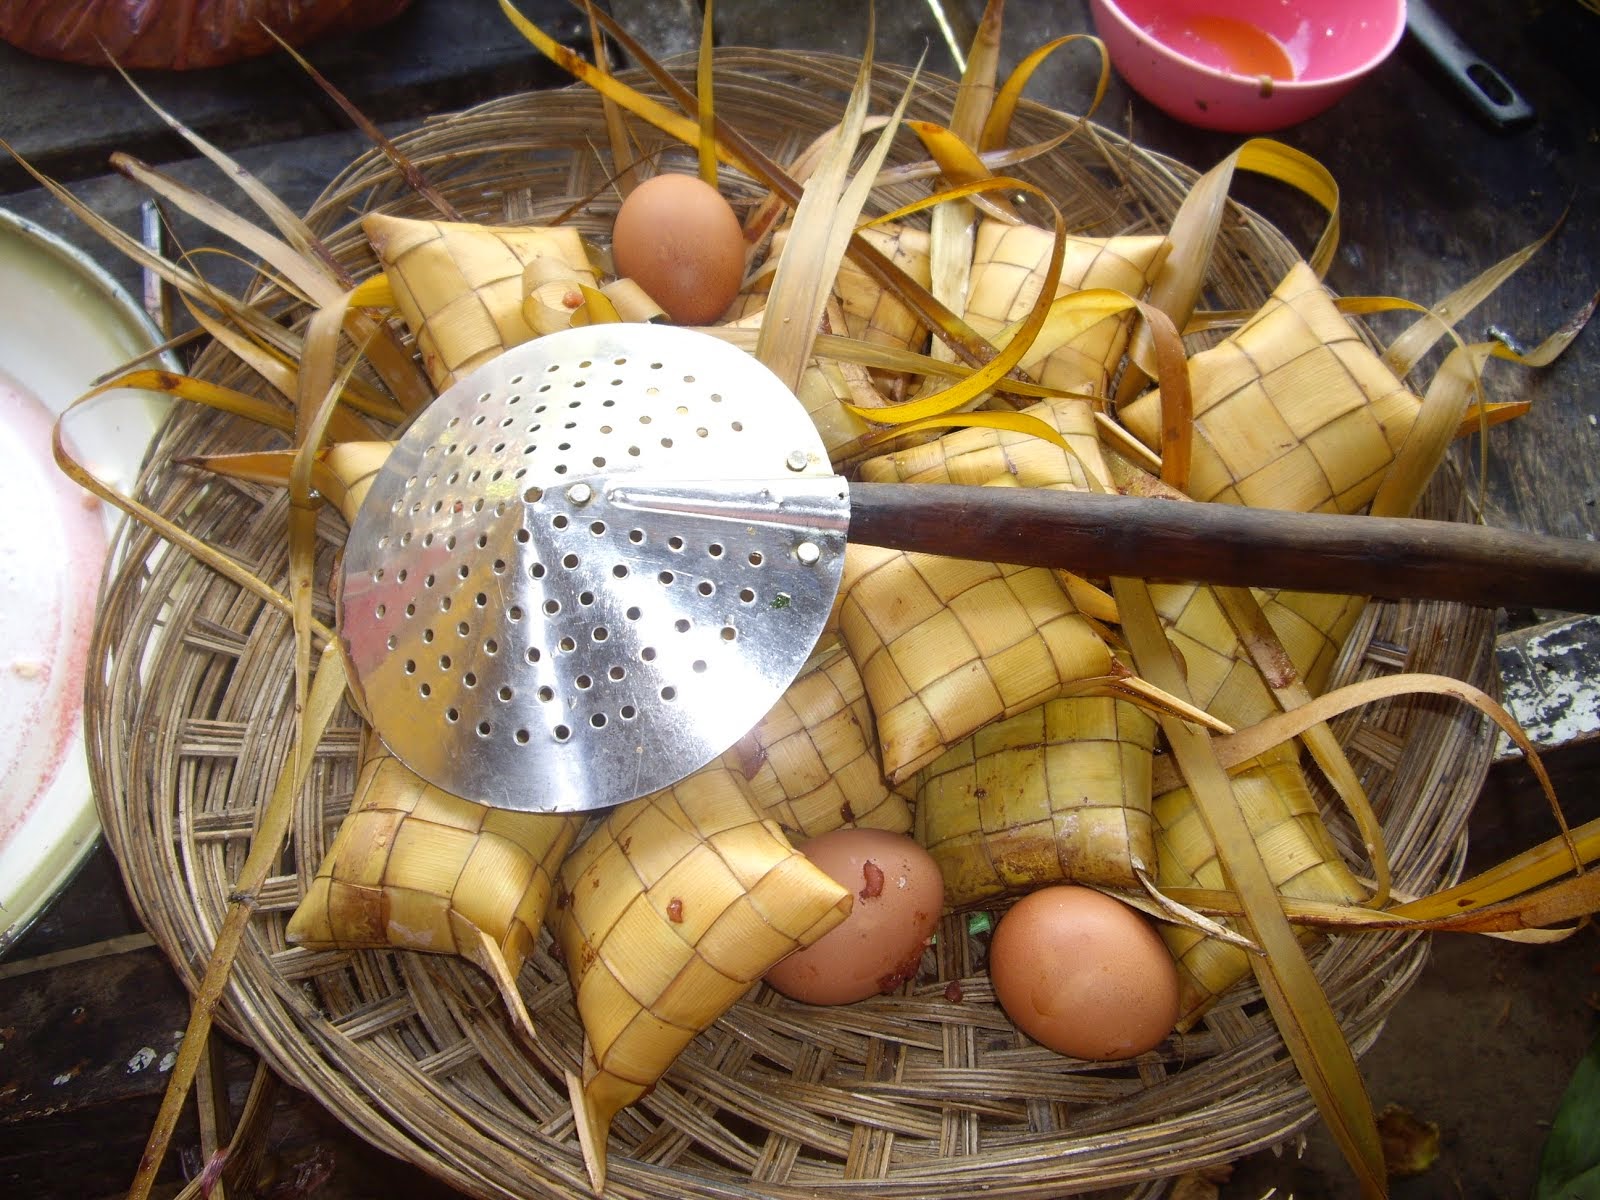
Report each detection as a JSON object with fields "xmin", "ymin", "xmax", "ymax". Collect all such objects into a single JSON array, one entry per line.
[{"xmin": 88, "ymin": 52, "xmax": 1496, "ymax": 1199}]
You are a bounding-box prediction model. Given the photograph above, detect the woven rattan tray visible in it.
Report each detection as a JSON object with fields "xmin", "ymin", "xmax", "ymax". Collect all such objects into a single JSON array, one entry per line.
[{"xmin": 88, "ymin": 51, "xmax": 1497, "ymax": 1198}]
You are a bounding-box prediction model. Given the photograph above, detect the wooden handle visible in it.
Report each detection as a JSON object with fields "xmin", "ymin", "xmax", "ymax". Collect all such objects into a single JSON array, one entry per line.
[{"xmin": 847, "ymin": 483, "xmax": 1600, "ymax": 612}]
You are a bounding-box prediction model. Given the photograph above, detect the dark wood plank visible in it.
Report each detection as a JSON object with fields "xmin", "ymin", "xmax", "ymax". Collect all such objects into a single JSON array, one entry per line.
[{"xmin": 0, "ymin": 0, "xmax": 589, "ymax": 193}]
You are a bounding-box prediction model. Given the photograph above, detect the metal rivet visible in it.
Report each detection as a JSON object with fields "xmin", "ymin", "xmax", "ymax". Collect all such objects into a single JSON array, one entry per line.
[
  {"xmin": 795, "ymin": 541, "xmax": 821, "ymax": 566},
  {"xmin": 566, "ymin": 482, "xmax": 594, "ymax": 505},
  {"xmin": 785, "ymin": 449, "xmax": 810, "ymax": 472}
]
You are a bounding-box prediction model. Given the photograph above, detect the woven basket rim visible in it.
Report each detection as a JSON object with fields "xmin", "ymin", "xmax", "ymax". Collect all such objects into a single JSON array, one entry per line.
[{"xmin": 87, "ymin": 50, "xmax": 1497, "ymax": 1200}]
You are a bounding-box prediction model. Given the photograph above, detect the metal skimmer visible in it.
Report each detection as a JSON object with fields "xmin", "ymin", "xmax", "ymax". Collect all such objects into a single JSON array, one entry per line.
[{"xmin": 340, "ymin": 325, "xmax": 848, "ymax": 813}]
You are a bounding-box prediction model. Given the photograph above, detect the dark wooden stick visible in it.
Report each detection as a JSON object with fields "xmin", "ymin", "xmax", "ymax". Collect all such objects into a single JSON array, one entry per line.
[{"xmin": 847, "ymin": 483, "xmax": 1600, "ymax": 612}]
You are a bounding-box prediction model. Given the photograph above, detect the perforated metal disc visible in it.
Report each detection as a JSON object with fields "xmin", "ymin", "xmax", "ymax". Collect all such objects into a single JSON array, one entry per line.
[{"xmin": 340, "ymin": 325, "xmax": 849, "ymax": 812}]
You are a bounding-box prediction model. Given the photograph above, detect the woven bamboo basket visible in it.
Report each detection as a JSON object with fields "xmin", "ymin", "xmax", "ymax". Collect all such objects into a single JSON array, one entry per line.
[{"xmin": 87, "ymin": 50, "xmax": 1498, "ymax": 1198}]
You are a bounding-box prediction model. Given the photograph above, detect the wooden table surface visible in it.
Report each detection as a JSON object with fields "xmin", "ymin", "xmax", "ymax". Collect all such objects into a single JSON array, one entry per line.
[{"xmin": 2, "ymin": 2, "xmax": 1597, "ymax": 1197}]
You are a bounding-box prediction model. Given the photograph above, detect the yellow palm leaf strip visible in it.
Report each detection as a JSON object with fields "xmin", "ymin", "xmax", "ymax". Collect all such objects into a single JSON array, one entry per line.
[
  {"xmin": 1368, "ymin": 341, "xmax": 1494, "ymax": 520},
  {"xmin": 177, "ymin": 298, "xmax": 388, "ymax": 441},
  {"xmin": 756, "ymin": 26, "xmax": 917, "ymax": 392},
  {"xmin": 177, "ymin": 441, "xmax": 394, "ymax": 527},
  {"xmin": 725, "ymin": 644, "xmax": 911, "ymax": 838},
  {"xmin": 77, "ymin": 369, "xmax": 296, "ymax": 436},
  {"xmin": 1161, "ymin": 848, "xmax": 1600, "ymax": 936},
  {"xmin": 1454, "ymin": 400, "xmax": 1531, "ymax": 436},
  {"xmin": 1114, "ymin": 575, "xmax": 1386, "ymax": 1198},
  {"xmin": 1373, "ymin": 298, "xmax": 1595, "ymax": 519},
  {"xmin": 714, "ymin": 325, "xmax": 1065, "ymax": 402},
  {"xmin": 859, "ymin": 409, "xmax": 1076, "ymax": 459},
  {"xmin": 966, "ymin": 224, "xmax": 1171, "ymax": 400},
  {"xmin": 1210, "ymin": 582, "xmax": 1390, "ymax": 906},
  {"xmin": 695, "ymin": 0, "xmax": 718, "ymax": 185},
  {"xmin": 1119, "ymin": 138, "xmax": 1338, "ymax": 404},
  {"xmin": 554, "ymin": 764, "xmax": 852, "ymax": 1192},
  {"xmin": 857, "ymin": 391, "xmax": 1115, "ymax": 500},
  {"xmin": 127, "ymin": 643, "xmax": 348, "ymax": 1200},
  {"xmin": 289, "ymin": 296, "xmax": 372, "ymax": 722},
  {"xmin": 909, "ymin": 122, "xmax": 1027, "ymax": 221},
  {"xmin": 1392, "ymin": 815, "xmax": 1600, "ymax": 921},
  {"xmin": 115, "ymin": 151, "xmax": 430, "ymax": 408},
  {"xmin": 1383, "ymin": 221, "xmax": 1562, "ymax": 378},
  {"xmin": 566, "ymin": 283, "xmax": 623, "ymax": 328},
  {"xmin": 285, "ymin": 736, "xmax": 581, "ymax": 1043},
  {"xmin": 1150, "ymin": 670, "xmax": 1573, "ymax": 878},
  {"xmin": 529, "ymin": 0, "xmax": 1004, "ymax": 372},
  {"xmin": 917, "ymin": 695, "xmax": 1159, "ymax": 906},
  {"xmin": 848, "ymin": 177, "xmax": 1068, "ymax": 423},
  {"xmin": 583, "ymin": 8, "xmax": 639, "ymax": 202},
  {"xmin": 923, "ymin": 1, "xmax": 1004, "ymax": 372},
  {"xmin": 346, "ymin": 272, "xmax": 396, "ymax": 309},
  {"xmin": 261, "ymin": 27, "xmax": 463, "ymax": 221},
  {"xmin": 981, "ymin": 33, "xmax": 1109, "ymax": 151},
  {"xmin": 501, "ymin": 0, "xmax": 742, "ymax": 170},
  {"xmin": 51, "ymin": 402, "xmax": 327, "ymax": 638}
]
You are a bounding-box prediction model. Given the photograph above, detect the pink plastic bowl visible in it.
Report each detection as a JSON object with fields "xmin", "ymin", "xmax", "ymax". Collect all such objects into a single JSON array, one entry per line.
[{"xmin": 1088, "ymin": 0, "xmax": 1407, "ymax": 132}]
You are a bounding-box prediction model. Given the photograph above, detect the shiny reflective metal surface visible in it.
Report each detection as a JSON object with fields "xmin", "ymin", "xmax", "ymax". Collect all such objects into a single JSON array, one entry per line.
[{"xmin": 340, "ymin": 325, "xmax": 847, "ymax": 812}]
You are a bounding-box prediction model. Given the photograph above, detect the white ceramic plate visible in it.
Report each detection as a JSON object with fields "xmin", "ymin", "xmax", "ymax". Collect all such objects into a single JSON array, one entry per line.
[{"xmin": 0, "ymin": 208, "xmax": 169, "ymax": 955}]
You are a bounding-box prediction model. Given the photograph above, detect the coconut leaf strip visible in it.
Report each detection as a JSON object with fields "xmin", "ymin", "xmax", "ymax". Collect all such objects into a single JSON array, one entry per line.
[
  {"xmin": 345, "ymin": 272, "xmax": 396, "ymax": 309},
  {"xmin": 290, "ymin": 295, "xmax": 373, "ymax": 714},
  {"xmin": 1113, "ymin": 574, "xmax": 1387, "ymax": 1198},
  {"xmin": 1395, "ymin": 816, "xmax": 1600, "ymax": 920},
  {"xmin": 1162, "ymin": 857, "xmax": 1600, "ymax": 934},
  {"xmin": 573, "ymin": 283, "xmax": 622, "ymax": 326},
  {"xmin": 1370, "ymin": 342, "xmax": 1494, "ymax": 519},
  {"xmin": 982, "ymin": 33, "xmax": 1109, "ymax": 151},
  {"xmin": 1211, "ymin": 583, "xmax": 1392, "ymax": 905},
  {"xmin": 126, "ymin": 643, "xmax": 349, "ymax": 1200},
  {"xmin": 909, "ymin": 119, "xmax": 1023, "ymax": 223},
  {"xmin": 97, "ymin": 67, "xmax": 432, "ymax": 411},
  {"xmin": 1149, "ymin": 672, "xmax": 1566, "ymax": 865},
  {"xmin": 758, "ymin": 27, "xmax": 921, "ymax": 392},
  {"xmin": 177, "ymin": 297, "xmax": 387, "ymax": 439},
  {"xmin": 696, "ymin": 0, "xmax": 719, "ymax": 186},
  {"xmin": 922, "ymin": 5, "xmax": 1002, "ymax": 363},
  {"xmin": 1384, "ymin": 222, "xmax": 1563, "ymax": 377},
  {"xmin": 176, "ymin": 450, "xmax": 345, "ymax": 513},
  {"xmin": 78, "ymin": 369, "xmax": 295, "ymax": 435},
  {"xmin": 502, "ymin": 1, "xmax": 740, "ymax": 171},
  {"xmin": 858, "ymin": 409, "xmax": 1076, "ymax": 457},
  {"xmin": 264, "ymin": 28, "xmax": 463, "ymax": 221},
  {"xmin": 113, "ymin": 154, "xmax": 346, "ymax": 308},
  {"xmin": 585, "ymin": 8, "xmax": 638, "ymax": 200},
  {"xmin": 52, "ymin": 403, "xmax": 327, "ymax": 637},
  {"xmin": 754, "ymin": 28, "xmax": 880, "ymax": 387}
]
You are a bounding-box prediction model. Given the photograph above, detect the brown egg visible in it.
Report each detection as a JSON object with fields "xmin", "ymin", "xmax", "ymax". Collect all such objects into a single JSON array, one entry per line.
[
  {"xmin": 610, "ymin": 173, "xmax": 745, "ymax": 325},
  {"xmin": 988, "ymin": 885, "xmax": 1179, "ymax": 1061},
  {"xmin": 765, "ymin": 829, "xmax": 944, "ymax": 1005}
]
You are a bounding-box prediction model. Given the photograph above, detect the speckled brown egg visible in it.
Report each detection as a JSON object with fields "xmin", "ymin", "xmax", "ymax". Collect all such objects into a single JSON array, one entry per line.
[
  {"xmin": 610, "ymin": 173, "xmax": 745, "ymax": 325},
  {"xmin": 764, "ymin": 829, "xmax": 944, "ymax": 1005},
  {"xmin": 988, "ymin": 885, "xmax": 1179, "ymax": 1061}
]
